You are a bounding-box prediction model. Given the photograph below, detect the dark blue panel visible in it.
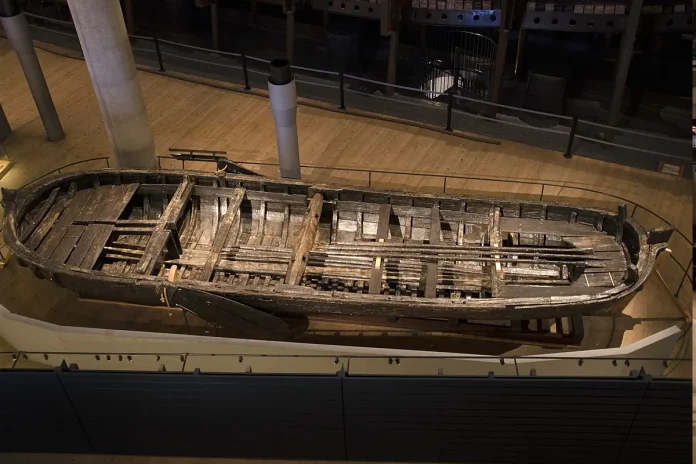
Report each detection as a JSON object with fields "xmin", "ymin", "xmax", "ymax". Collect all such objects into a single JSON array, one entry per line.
[
  {"xmin": 343, "ymin": 376, "xmax": 649, "ymax": 463},
  {"xmin": 0, "ymin": 370, "xmax": 92, "ymax": 453},
  {"xmin": 58, "ymin": 371, "xmax": 344, "ymax": 459}
]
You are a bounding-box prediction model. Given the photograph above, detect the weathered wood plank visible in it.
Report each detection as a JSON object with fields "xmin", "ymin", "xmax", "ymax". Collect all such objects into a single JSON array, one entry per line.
[
  {"xmin": 488, "ymin": 206, "xmax": 504, "ymax": 298},
  {"xmin": 197, "ymin": 185, "xmax": 307, "ymax": 205},
  {"xmin": 79, "ymin": 224, "xmax": 114, "ymax": 270},
  {"xmin": 81, "ymin": 185, "xmax": 114, "ymax": 222},
  {"xmin": 336, "ymin": 200, "xmax": 489, "ymax": 225},
  {"xmin": 199, "ymin": 188, "xmax": 245, "ymax": 282},
  {"xmin": 95, "ymin": 183, "xmax": 140, "ymax": 222},
  {"xmin": 368, "ymin": 203, "xmax": 392, "ymax": 295},
  {"xmin": 19, "ymin": 187, "xmax": 59, "ymax": 242},
  {"xmin": 55, "ymin": 187, "xmax": 94, "ymax": 226},
  {"xmin": 285, "ymin": 193, "xmax": 323, "ymax": 285},
  {"xmin": 562, "ymin": 235, "xmax": 622, "ymax": 252},
  {"xmin": 161, "ymin": 177, "xmax": 194, "ymax": 230},
  {"xmin": 36, "ymin": 226, "xmax": 68, "ymax": 258},
  {"xmin": 136, "ymin": 177, "xmax": 194, "ymax": 275},
  {"xmin": 25, "ymin": 200, "xmax": 66, "ymax": 251},
  {"xmin": 499, "ymin": 217, "xmax": 601, "ymax": 236},
  {"xmin": 66, "ymin": 224, "xmax": 102, "ymax": 267},
  {"xmin": 51, "ymin": 225, "xmax": 86, "ymax": 263},
  {"xmin": 425, "ymin": 205, "xmax": 440, "ymax": 298},
  {"xmin": 615, "ymin": 204, "xmax": 627, "ymax": 242}
]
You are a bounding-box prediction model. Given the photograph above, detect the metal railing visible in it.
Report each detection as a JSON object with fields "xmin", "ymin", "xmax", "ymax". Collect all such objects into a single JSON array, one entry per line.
[
  {"xmin": 13, "ymin": 12, "xmax": 692, "ymax": 175},
  {"xmin": 1, "ymin": 350, "xmax": 691, "ymax": 378}
]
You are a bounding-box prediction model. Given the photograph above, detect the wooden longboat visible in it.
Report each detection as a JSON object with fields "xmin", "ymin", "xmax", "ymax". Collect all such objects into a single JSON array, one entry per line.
[{"xmin": 1, "ymin": 168, "xmax": 672, "ymax": 331}]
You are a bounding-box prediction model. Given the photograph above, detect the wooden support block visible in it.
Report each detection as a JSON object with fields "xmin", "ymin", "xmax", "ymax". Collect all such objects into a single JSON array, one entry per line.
[
  {"xmin": 368, "ymin": 203, "xmax": 392, "ymax": 295},
  {"xmin": 285, "ymin": 193, "xmax": 324, "ymax": 285},
  {"xmin": 199, "ymin": 188, "xmax": 245, "ymax": 282},
  {"xmin": 20, "ymin": 187, "xmax": 59, "ymax": 242},
  {"xmin": 425, "ymin": 205, "xmax": 440, "ymax": 298}
]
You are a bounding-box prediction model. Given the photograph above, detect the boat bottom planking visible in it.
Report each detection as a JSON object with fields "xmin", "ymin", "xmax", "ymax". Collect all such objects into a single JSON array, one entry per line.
[{"xmin": 2, "ymin": 169, "xmax": 672, "ymax": 330}]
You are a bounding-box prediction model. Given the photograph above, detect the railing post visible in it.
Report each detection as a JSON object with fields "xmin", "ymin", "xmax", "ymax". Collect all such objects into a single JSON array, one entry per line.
[
  {"xmin": 153, "ymin": 35, "xmax": 165, "ymax": 72},
  {"xmin": 446, "ymin": 91, "xmax": 453, "ymax": 132},
  {"xmin": 446, "ymin": 47, "xmax": 461, "ymax": 133},
  {"xmin": 339, "ymin": 72, "xmax": 345, "ymax": 110},
  {"xmin": 564, "ymin": 116, "xmax": 578, "ymax": 159},
  {"xmin": 242, "ymin": 53, "xmax": 250, "ymax": 90}
]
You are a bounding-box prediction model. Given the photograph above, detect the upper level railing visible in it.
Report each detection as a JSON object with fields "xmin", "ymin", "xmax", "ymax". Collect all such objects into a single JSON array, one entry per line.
[{"xmin": 11, "ymin": 11, "xmax": 692, "ymax": 177}]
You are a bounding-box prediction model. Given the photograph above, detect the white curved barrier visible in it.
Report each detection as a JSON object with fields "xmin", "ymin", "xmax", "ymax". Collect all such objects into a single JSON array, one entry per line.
[{"xmin": 0, "ymin": 304, "xmax": 681, "ymax": 377}]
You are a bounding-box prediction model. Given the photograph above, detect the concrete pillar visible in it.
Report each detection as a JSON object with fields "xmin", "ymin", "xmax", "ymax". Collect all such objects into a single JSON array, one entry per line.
[
  {"xmin": 0, "ymin": 4, "xmax": 64, "ymax": 142},
  {"xmin": 268, "ymin": 59, "xmax": 300, "ymax": 179},
  {"xmin": 66, "ymin": 0, "xmax": 157, "ymax": 168},
  {"xmin": 607, "ymin": 0, "xmax": 643, "ymax": 128},
  {"xmin": 0, "ymin": 104, "xmax": 11, "ymax": 143},
  {"xmin": 286, "ymin": 10, "xmax": 295, "ymax": 62},
  {"xmin": 211, "ymin": 2, "xmax": 219, "ymax": 50},
  {"xmin": 385, "ymin": 30, "xmax": 399, "ymax": 97}
]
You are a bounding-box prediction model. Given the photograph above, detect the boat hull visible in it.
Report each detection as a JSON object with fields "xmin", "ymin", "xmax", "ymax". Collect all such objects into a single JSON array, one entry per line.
[{"xmin": 2, "ymin": 168, "xmax": 670, "ymax": 322}]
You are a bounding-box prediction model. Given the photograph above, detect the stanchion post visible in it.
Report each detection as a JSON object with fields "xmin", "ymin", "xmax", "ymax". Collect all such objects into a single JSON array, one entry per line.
[
  {"xmin": 339, "ymin": 72, "xmax": 345, "ymax": 110},
  {"xmin": 564, "ymin": 116, "xmax": 578, "ymax": 159},
  {"xmin": 446, "ymin": 47, "xmax": 461, "ymax": 132},
  {"xmin": 242, "ymin": 53, "xmax": 250, "ymax": 90},
  {"xmin": 153, "ymin": 35, "xmax": 165, "ymax": 72}
]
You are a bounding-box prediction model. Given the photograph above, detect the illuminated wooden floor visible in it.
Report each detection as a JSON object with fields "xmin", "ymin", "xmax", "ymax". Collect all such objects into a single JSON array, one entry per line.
[{"xmin": 0, "ymin": 38, "xmax": 691, "ymax": 357}]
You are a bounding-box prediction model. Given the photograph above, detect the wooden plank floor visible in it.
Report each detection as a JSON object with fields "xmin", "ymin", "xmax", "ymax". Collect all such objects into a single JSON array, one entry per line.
[{"xmin": 0, "ymin": 37, "xmax": 691, "ymax": 355}]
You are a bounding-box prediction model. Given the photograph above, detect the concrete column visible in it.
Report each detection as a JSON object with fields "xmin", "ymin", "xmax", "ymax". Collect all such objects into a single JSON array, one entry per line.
[
  {"xmin": 211, "ymin": 2, "xmax": 219, "ymax": 50},
  {"xmin": 607, "ymin": 0, "xmax": 643, "ymax": 128},
  {"xmin": 268, "ymin": 59, "xmax": 300, "ymax": 179},
  {"xmin": 66, "ymin": 0, "xmax": 157, "ymax": 168},
  {"xmin": 286, "ymin": 10, "xmax": 295, "ymax": 62},
  {"xmin": 0, "ymin": 6, "xmax": 64, "ymax": 142},
  {"xmin": 385, "ymin": 30, "xmax": 399, "ymax": 97},
  {"xmin": 0, "ymin": 104, "xmax": 11, "ymax": 144}
]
